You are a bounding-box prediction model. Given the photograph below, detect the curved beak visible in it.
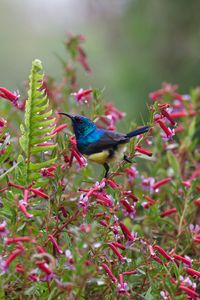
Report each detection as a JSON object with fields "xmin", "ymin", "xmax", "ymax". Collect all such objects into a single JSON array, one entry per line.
[{"xmin": 59, "ymin": 112, "xmax": 74, "ymax": 120}]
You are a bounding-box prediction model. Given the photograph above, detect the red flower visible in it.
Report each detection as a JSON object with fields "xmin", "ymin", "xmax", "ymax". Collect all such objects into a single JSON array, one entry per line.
[
  {"xmin": 153, "ymin": 245, "xmax": 171, "ymax": 261},
  {"xmin": 160, "ymin": 208, "xmax": 177, "ymax": 217},
  {"xmin": 49, "ymin": 124, "xmax": 68, "ymax": 135},
  {"xmin": 48, "ymin": 234, "xmax": 63, "ymax": 254},
  {"xmin": 71, "ymin": 88, "xmax": 93, "ymax": 103},
  {"xmin": 77, "ymin": 46, "xmax": 92, "ymax": 74},
  {"xmin": 19, "ymin": 200, "xmax": 33, "ymax": 218},
  {"xmin": 153, "ymin": 177, "xmax": 172, "ymax": 190},
  {"xmin": 6, "ymin": 237, "xmax": 35, "ymax": 245},
  {"xmin": 135, "ymin": 146, "xmax": 152, "ymax": 157},
  {"xmin": 101, "ymin": 263, "xmax": 117, "ymax": 283},
  {"xmin": 108, "ymin": 243, "xmax": 126, "ymax": 262},
  {"xmin": 156, "ymin": 119, "xmax": 175, "ymax": 139},
  {"xmin": 185, "ymin": 267, "xmax": 200, "ymax": 277},
  {"xmin": 0, "ymin": 87, "xmax": 20, "ymax": 106},
  {"xmin": 2, "ymin": 245, "xmax": 25, "ymax": 272},
  {"xmin": 119, "ymin": 222, "xmax": 135, "ymax": 241}
]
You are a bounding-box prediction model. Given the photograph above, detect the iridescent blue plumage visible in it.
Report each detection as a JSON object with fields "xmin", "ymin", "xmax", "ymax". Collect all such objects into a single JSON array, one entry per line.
[{"xmin": 59, "ymin": 113, "xmax": 149, "ymax": 177}]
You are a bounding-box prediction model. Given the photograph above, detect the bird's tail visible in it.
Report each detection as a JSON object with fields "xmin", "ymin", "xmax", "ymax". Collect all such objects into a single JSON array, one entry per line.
[{"xmin": 126, "ymin": 126, "xmax": 149, "ymax": 138}]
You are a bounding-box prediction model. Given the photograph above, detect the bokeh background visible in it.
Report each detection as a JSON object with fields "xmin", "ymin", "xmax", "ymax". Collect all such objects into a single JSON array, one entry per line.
[{"xmin": 1, "ymin": 0, "xmax": 200, "ymax": 124}]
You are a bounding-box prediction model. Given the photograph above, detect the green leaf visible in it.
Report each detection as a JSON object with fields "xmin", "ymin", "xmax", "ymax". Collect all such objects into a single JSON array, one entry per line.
[
  {"xmin": 143, "ymin": 287, "xmax": 153, "ymax": 300},
  {"xmin": 188, "ymin": 118, "xmax": 196, "ymax": 138},
  {"xmin": 19, "ymin": 59, "xmax": 57, "ymax": 186},
  {"xmin": 167, "ymin": 151, "xmax": 180, "ymax": 177},
  {"xmin": 0, "ymin": 162, "xmax": 20, "ymax": 181}
]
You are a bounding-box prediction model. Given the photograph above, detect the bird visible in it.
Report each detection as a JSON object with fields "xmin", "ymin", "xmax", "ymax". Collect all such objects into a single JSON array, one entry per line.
[{"xmin": 59, "ymin": 113, "xmax": 149, "ymax": 178}]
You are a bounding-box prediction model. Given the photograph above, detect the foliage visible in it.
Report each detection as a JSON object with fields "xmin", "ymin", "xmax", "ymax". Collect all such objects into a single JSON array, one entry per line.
[{"xmin": 0, "ymin": 34, "xmax": 199, "ymax": 300}]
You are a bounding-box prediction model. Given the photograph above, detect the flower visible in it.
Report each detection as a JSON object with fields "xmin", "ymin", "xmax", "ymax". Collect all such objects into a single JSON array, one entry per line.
[
  {"xmin": 1, "ymin": 245, "xmax": 25, "ymax": 273},
  {"xmin": 65, "ymin": 249, "xmax": 75, "ymax": 270},
  {"xmin": 0, "ymin": 87, "xmax": 20, "ymax": 106},
  {"xmin": 48, "ymin": 234, "xmax": 63, "ymax": 254},
  {"xmin": 0, "ymin": 221, "xmax": 9, "ymax": 238},
  {"xmin": 141, "ymin": 176, "xmax": 155, "ymax": 194},
  {"xmin": 135, "ymin": 146, "xmax": 152, "ymax": 157},
  {"xmin": 71, "ymin": 88, "xmax": 92, "ymax": 103},
  {"xmin": 156, "ymin": 119, "xmax": 175, "ymax": 140},
  {"xmin": 100, "ymin": 263, "xmax": 117, "ymax": 283},
  {"xmin": 124, "ymin": 166, "xmax": 138, "ymax": 181},
  {"xmin": 77, "ymin": 46, "xmax": 92, "ymax": 73},
  {"xmin": 108, "ymin": 243, "xmax": 126, "ymax": 262},
  {"xmin": 160, "ymin": 208, "xmax": 177, "ymax": 217},
  {"xmin": 153, "ymin": 177, "xmax": 172, "ymax": 191}
]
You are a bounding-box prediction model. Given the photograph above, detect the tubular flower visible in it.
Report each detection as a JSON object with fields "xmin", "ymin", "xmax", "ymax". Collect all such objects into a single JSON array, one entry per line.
[
  {"xmin": 119, "ymin": 222, "xmax": 136, "ymax": 242},
  {"xmin": 71, "ymin": 88, "xmax": 93, "ymax": 103},
  {"xmin": 1, "ymin": 245, "xmax": 25, "ymax": 272},
  {"xmin": 0, "ymin": 221, "xmax": 9, "ymax": 238},
  {"xmin": 135, "ymin": 146, "xmax": 152, "ymax": 157},
  {"xmin": 0, "ymin": 87, "xmax": 20, "ymax": 106},
  {"xmin": 160, "ymin": 208, "xmax": 177, "ymax": 217},
  {"xmin": 101, "ymin": 263, "xmax": 117, "ymax": 283}
]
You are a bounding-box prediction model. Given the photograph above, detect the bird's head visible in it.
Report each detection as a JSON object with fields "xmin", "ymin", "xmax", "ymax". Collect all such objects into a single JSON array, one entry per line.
[{"xmin": 59, "ymin": 113, "xmax": 96, "ymax": 139}]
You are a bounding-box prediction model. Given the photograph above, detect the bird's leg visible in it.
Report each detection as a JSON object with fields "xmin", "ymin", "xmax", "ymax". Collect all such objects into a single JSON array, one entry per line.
[
  {"xmin": 103, "ymin": 163, "xmax": 110, "ymax": 178},
  {"xmin": 124, "ymin": 154, "xmax": 132, "ymax": 163}
]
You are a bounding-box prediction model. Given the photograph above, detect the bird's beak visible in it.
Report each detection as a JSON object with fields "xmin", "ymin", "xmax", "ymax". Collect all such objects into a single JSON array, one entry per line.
[{"xmin": 59, "ymin": 112, "xmax": 74, "ymax": 120}]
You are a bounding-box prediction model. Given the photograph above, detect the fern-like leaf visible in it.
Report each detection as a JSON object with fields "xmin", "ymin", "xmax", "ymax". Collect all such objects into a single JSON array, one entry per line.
[{"xmin": 19, "ymin": 59, "xmax": 57, "ymax": 186}]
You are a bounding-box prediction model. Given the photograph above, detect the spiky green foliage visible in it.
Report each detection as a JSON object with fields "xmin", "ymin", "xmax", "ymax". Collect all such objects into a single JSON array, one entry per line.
[{"xmin": 19, "ymin": 59, "xmax": 57, "ymax": 186}]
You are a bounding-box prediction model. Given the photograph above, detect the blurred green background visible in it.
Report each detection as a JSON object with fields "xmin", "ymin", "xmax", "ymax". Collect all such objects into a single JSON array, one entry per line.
[{"xmin": 1, "ymin": 0, "xmax": 200, "ymax": 124}]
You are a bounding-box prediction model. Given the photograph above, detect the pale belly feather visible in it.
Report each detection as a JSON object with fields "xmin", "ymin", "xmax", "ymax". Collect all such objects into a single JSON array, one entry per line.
[{"xmin": 86, "ymin": 144, "xmax": 127, "ymax": 165}]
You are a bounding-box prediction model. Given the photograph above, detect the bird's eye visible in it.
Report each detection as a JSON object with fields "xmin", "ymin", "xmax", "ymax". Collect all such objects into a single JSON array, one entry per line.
[{"xmin": 75, "ymin": 117, "xmax": 83, "ymax": 123}]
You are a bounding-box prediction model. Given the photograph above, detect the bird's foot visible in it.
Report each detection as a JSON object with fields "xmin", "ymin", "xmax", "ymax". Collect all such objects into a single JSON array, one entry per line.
[
  {"xmin": 103, "ymin": 163, "xmax": 110, "ymax": 178},
  {"xmin": 124, "ymin": 155, "xmax": 132, "ymax": 163}
]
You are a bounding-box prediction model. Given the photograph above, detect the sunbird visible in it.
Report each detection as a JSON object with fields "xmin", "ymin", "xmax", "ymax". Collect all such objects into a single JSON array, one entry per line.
[{"xmin": 59, "ymin": 113, "xmax": 149, "ymax": 177}]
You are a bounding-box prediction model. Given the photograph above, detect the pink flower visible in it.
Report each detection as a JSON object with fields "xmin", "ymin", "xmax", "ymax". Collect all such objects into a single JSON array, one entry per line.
[
  {"xmin": 1, "ymin": 245, "xmax": 25, "ymax": 272},
  {"xmin": 49, "ymin": 124, "xmax": 68, "ymax": 135},
  {"xmin": 77, "ymin": 46, "xmax": 92, "ymax": 74},
  {"xmin": 179, "ymin": 285, "xmax": 198, "ymax": 298},
  {"xmin": 71, "ymin": 88, "xmax": 93, "ymax": 103},
  {"xmin": 117, "ymin": 274, "xmax": 130, "ymax": 296},
  {"xmin": 173, "ymin": 254, "xmax": 192, "ymax": 266},
  {"xmin": 160, "ymin": 107, "xmax": 176, "ymax": 126},
  {"xmin": 108, "ymin": 243, "xmax": 126, "ymax": 262},
  {"xmin": 101, "ymin": 263, "xmax": 117, "ymax": 283},
  {"xmin": 156, "ymin": 119, "xmax": 175, "ymax": 140},
  {"xmin": 153, "ymin": 245, "xmax": 171, "ymax": 261},
  {"xmin": 29, "ymin": 188, "xmax": 49, "ymax": 199},
  {"xmin": 0, "ymin": 118, "xmax": 7, "ymax": 127},
  {"xmin": 19, "ymin": 200, "xmax": 33, "ymax": 218},
  {"xmin": 186, "ymin": 268, "xmax": 200, "ymax": 278},
  {"xmin": 6, "ymin": 236, "xmax": 35, "ymax": 245},
  {"xmin": 135, "ymin": 146, "xmax": 152, "ymax": 157},
  {"xmin": 160, "ymin": 290, "xmax": 170, "ymax": 300},
  {"xmin": 160, "ymin": 208, "xmax": 177, "ymax": 217},
  {"xmin": 41, "ymin": 165, "xmax": 56, "ymax": 177},
  {"xmin": 48, "ymin": 234, "xmax": 63, "ymax": 254},
  {"xmin": 153, "ymin": 177, "xmax": 172, "ymax": 191},
  {"xmin": 65, "ymin": 249, "xmax": 75, "ymax": 270},
  {"xmin": 80, "ymin": 223, "xmax": 92, "ymax": 233},
  {"xmin": 124, "ymin": 166, "xmax": 138, "ymax": 181},
  {"xmin": 119, "ymin": 222, "xmax": 136, "ymax": 242},
  {"xmin": 141, "ymin": 176, "xmax": 155, "ymax": 194},
  {"xmin": 120, "ymin": 198, "xmax": 136, "ymax": 219},
  {"xmin": 149, "ymin": 83, "xmax": 183, "ymax": 102},
  {"xmin": 0, "ymin": 87, "xmax": 20, "ymax": 106},
  {"xmin": 0, "ymin": 221, "xmax": 9, "ymax": 238}
]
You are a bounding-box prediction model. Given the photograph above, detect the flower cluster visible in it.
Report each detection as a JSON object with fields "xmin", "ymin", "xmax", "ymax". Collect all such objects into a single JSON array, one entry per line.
[{"xmin": 0, "ymin": 34, "xmax": 199, "ymax": 299}]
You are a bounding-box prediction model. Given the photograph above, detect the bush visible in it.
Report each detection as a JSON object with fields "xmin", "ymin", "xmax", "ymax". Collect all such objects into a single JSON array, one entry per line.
[{"xmin": 0, "ymin": 34, "xmax": 200, "ymax": 299}]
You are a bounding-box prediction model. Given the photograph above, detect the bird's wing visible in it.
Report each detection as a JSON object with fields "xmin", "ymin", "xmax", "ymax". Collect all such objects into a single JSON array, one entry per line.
[{"xmin": 82, "ymin": 130, "xmax": 129, "ymax": 155}]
